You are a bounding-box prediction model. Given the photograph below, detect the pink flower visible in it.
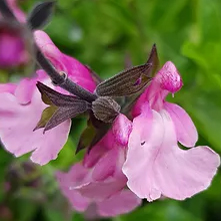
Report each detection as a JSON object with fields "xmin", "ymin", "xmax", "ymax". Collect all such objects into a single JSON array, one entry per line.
[
  {"xmin": 34, "ymin": 31, "xmax": 96, "ymax": 90},
  {"xmin": 0, "ymin": 0, "xmax": 28, "ymax": 68},
  {"xmin": 123, "ymin": 61, "xmax": 220, "ymax": 201},
  {"xmin": 56, "ymin": 114, "xmax": 141, "ymax": 217},
  {"xmin": 0, "ymin": 31, "xmax": 96, "ymax": 165}
]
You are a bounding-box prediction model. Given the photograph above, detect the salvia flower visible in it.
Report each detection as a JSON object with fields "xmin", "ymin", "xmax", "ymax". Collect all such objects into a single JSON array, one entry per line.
[
  {"xmin": 56, "ymin": 114, "xmax": 141, "ymax": 217},
  {"xmin": 0, "ymin": 1, "xmax": 219, "ymax": 216},
  {"xmin": 57, "ymin": 165, "xmax": 141, "ymax": 217},
  {"xmin": 0, "ymin": 31, "xmax": 96, "ymax": 165},
  {"xmin": 122, "ymin": 61, "xmax": 220, "ymax": 201}
]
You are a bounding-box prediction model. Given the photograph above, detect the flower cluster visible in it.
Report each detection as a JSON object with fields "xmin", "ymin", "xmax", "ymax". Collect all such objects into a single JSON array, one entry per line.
[{"xmin": 0, "ymin": 0, "xmax": 219, "ymax": 218}]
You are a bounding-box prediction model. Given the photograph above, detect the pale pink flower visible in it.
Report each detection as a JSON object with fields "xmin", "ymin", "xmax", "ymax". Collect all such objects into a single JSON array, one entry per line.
[
  {"xmin": 123, "ymin": 61, "xmax": 220, "ymax": 201},
  {"xmin": 0, "ymin": 31, "xmax": 96, "ymax": 165},
  {"xmin": 0, "ymin": 0, "xmax": 28, "ymax": 68},
  {"xmin": 56, "ymin": 114, "xmax": 141, "ymax": 217}
]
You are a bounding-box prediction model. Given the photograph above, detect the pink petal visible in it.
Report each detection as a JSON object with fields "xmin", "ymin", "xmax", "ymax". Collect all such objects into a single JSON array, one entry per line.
[
  {"xmin": 123, "ymin": 110, "xmax": 220, "ymax": 201},
  {"xmin": 112, "ymin": 114, "xmax": 132, "ymax": 146},
  {"xmin": 0, "ymin": 81, "xmax": 71, "ymax": 165},
  {"xmin": 57, "ymin": 161, "xmax": 128, "ymax": 207},
  {"xmin": 63, "ymin": 56, "xmax": 96, "ymax": 92},
  {"xmin": 130, "ymin": 102, "xmax": 154, "ymax": 148},
  {"xmin": 123, "ymin": 111, "xmax": 162, "ymax": 201},
  {"xmin": 34, "ymin": 30, "xmax": 66, "ymax": 72},
  {"xmin": 56, "ymin": 168, "xmax": 90, "ymax": 212},
  {"xmin": 92, "ymin": 146, "xmax": 126, "ymax": 181},
  {"xmin": 14, "ymin": 78, "xmax": 37, "ymax": 105},
  {"xmin": 83, "ymin": 130, "xmax": 116, "ymax": 168},
  {"xmin": 63, "ymin": 189, "xmax": 90, "ymax": 212},
  {"xmin": 34, "ymin": 31, "xmax": 96, "ymax": 92},
  {"xmin": 97, "ymin": 189, "xmax": 141, "ymax": 217},
  {"xmin": 83, "ymin": 142, "xmax": 108, "ymax": 169},
  {"xmin": 156, "ymin": 144, "xmax": 220, "ymax": 200},
  {"xmin": 84, "ymin": 204, "xmax": 99, "ymax": 220},
  {"xmin": 155, "ymin": 61, "xmax": 183, "ymax": 93},
  {"xmin": 57, "ymin": 163, "xmax": 91, "ymax": 189},
  {"xmin": 75, "ymin": 178, "xmax": 127, "ymax": 201},
  {"xmin": 71, "ymin": 76, "xmax": 96, "ymax": 93},
  {"xmin": 77, "ymin": 148, "xmax": 127, "ymax": 201},
  {"xmin": 57, "ymin": 161, "xmax": 126, "ymax": 202},
  {"xmin": 132, "ymin": 61, "xmax": 183, "ymax": 115},
  {"xmin": 132, "ymin": 89, "xmax": 149, "ymax": 117},
  {"xmin": 36, "ymin": 70, "xmax": 48, "ymax": 81},
  {"xmin": 92, "ymin": 148, "xmax": 119, "ymax": 181},
  {"xmin": 0, "ymin": 83, "xmax": 16, "ymax": 94},
  {"xmin": 164, "ymin": 102, "xmax": 198, "ymax": 147}
]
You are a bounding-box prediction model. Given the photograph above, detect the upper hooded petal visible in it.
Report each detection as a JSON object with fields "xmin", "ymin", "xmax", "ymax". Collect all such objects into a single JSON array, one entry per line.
[
  {"xmin": 155, "ymin": 61, "xmax": 183, "ymax": 94},
  {"xmin": 97, "ymin": 189, "xmax": 141, "ymax": 217},
  {"xmin": 123, "ymin": 109, "xmax": 220, "ymax": 201},
  {"xmin": 0, "ymin": 78, "xmax": 71, "ymax": 165},
  {"xmin": 132, "ymin": 61, "xmax": 183, "ymax": 115},
  {"xmin": 164, "ymin": 102, "xmax": 198, "ymax": 147}
]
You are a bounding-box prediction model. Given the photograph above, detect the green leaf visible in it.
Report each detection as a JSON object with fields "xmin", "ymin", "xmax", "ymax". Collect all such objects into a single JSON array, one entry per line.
[
  {"xmin": 76, "ymin": 120, "xmax": 96, "ymax": 154},
  {"xmin": 34, "ymin": 106, "xmax": 57, "ymax": 130},
  {"xmin": 15, "ymin": 199, "xmax": 38, "ymax": 221},
  {"xmin": 44, "ymin": 208, "xmax": 65, "ymax": 221},
  {"xmin": 120, "ymin": 200, "xmax": 202, "ymax": 221}
]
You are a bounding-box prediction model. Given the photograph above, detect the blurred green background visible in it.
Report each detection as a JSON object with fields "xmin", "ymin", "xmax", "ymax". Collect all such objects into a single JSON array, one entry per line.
[{"xmin": 0, "ymin": 0, "xmax": 221, "ymax": 220}]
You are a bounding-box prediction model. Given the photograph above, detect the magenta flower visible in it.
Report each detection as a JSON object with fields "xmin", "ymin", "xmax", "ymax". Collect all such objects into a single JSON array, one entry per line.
[
  {"xmin": 56, "ymin": 114, "xmax": 141, "ymax": 217},
  {"xmin": 0, "ymin": 0, "xmax": 28, "ymax": 68},
  {"xmin": 0, "ymin": 31, "xmax": 96, "ymax": 165},
  {"xmin": 122, "ymin": 61, "xmax": 220, "ymax": 201}
]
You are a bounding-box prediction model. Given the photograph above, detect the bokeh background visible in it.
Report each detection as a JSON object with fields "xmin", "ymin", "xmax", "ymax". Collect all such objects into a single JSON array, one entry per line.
[{"xmin": 0, "ymin": 0, "xmax": 221, "ymax": 220}]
